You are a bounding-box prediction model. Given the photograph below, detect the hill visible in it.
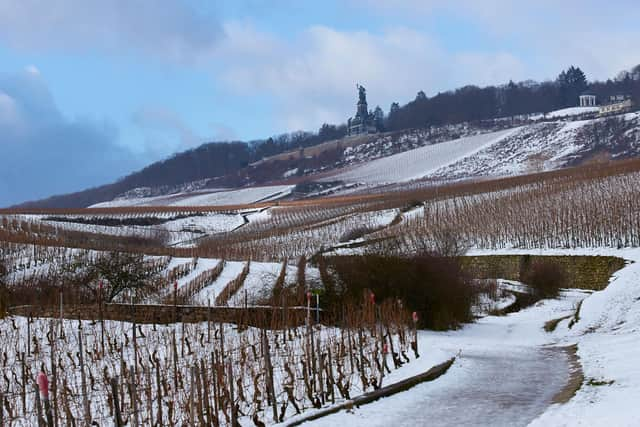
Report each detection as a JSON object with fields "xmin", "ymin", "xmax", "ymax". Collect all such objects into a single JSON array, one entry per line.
[{"xmin": 15, "ymin": 64, "xmax": 640, "ymax": 209}]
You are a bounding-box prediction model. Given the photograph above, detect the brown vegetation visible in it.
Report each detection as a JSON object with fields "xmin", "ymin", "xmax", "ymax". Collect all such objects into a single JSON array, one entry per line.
[{"xmin": 326, "ymin": 254, "xmax": 478, "ymax": 330}]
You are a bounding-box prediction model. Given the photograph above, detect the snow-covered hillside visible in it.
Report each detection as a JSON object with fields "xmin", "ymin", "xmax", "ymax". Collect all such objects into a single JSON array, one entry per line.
[
  {"xmin": 327, "ymin": 128, "xmax": 519, "ymax": 185},
  {"xmin": 431, "ymin": 112, "xmax": 640, "ymax": 180},
  {"xmin": 87, "ymin": 111, "xmax": 640, "ymax": 208}
]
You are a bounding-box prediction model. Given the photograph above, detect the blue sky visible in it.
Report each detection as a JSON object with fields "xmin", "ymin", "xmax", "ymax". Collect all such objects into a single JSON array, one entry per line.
[{"xmin": 0, "ymin": 0, "xmax": 639, "ymax": 206}]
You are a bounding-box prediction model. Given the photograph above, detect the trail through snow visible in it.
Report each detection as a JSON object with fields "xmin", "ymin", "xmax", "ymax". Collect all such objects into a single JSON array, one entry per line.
[{"xmin": 306, "ymin": 283, "xmax": 586, "ymax": 427}]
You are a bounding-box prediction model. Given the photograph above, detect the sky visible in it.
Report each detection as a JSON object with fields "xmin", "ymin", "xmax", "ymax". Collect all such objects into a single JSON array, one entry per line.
[{"xmin": 0, "ymin": 0, "xmax": 639, "ymax": 206}]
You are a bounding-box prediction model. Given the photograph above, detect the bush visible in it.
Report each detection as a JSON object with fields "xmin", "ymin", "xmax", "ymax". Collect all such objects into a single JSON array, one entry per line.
[
  {"xmin": 521, "ymin": 259, "xmax": 566, "ymax": 299},
  {"xmin": 326, "ymin": 254, "xmax": 478, "ymax": 330},
  {"xmin": 338, "ymin": 226, "xmax": 378, "ymax": 243}
]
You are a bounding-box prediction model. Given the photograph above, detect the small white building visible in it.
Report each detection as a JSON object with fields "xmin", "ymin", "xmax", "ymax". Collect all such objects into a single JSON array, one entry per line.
[
  {"xmin": 599, "ymin": 95, "xmax": 633, "ymax": 116},
  {"xmin": 579, "ymin": 93, "xmax": 597, "ymax": 107}
]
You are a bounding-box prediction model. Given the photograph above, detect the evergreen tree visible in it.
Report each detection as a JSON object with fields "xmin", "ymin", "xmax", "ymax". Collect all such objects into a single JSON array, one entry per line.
[
  {"xmin": 373, "ymin": 106, "xmax": 385, "ymax": 132},
  {"xmin": 557, "ymin": 66, "xmax": 588, "ymax": 107}
]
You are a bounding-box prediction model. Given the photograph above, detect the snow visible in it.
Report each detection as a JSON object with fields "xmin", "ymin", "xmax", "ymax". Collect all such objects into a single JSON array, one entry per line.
[
  {"xmin": 328, "ymin": 128, "xmax": 518, "ymax": 185},
  {"xmin": 229, "ymin": 261, "xmax": 296, "ymax": 306},
  {"xmin": 428, "ymin": 120, "xmax": 592, "ymax": 179},
  {"xmin": 300, "ymin": 248, "xmax": 640, "ymax": 426},
  {"xmin": 90, "ymin": 185, "xmax": 294, "ymax": 208},
  {"xmin": 169, "ymin": 185, "xmax": 294, "ymax": 206},
  {"xmin": 174, "ymin": 258, "xmax": 220, "ymax": 290},
  {"xmin": 531, "ymin": 106, "xmax": 599, "ymax": 119},
  {"xmin": 30, "ymin": 212, "xmax": 245, "ymax": 247},
  {"xmin": 192, "ymin": 261, "xmax": 246, "ymax": 304},
  {"xmin": 283, "ymin": 168, "xmax": 299, "ymax": 178},
  {"xmin": 469, "ymin": 247, "xmax": 640, "ymax": 427},
  {"xmin": 303, "ymin": 286, "xmax": 585, "ymax": 427}
]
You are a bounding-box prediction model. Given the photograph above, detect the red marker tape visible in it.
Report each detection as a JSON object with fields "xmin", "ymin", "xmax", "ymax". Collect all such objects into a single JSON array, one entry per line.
[{"xmin": 37, "ymin": 372, "xmax": 49, "ymax": 399}]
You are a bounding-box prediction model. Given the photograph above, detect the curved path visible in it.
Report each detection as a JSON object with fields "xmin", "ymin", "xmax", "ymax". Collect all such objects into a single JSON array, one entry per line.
[{"xmin": 305, "ymin": 290, "xmax": 586, "ymax": 427}]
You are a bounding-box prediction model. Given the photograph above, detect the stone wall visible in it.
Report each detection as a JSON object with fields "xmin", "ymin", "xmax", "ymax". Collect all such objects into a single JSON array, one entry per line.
[
  {"xmin": 461, "ymin": 255, "xmax": 627, "ymax": 290},
  {"xmin": 9, "ymin": 303, "xmax": 312, "ymax": 327}
]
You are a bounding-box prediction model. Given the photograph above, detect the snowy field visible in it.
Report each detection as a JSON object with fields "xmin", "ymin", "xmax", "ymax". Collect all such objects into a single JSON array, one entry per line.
[
  {"xmin": 30, "ymin": 212, "xmax": 246, "ymax": 246},
  {"xmin": 327, "ymin": 128, "xmax": 518, "ymax": 185},
  {"xmin": 90, "ymin": 185, "xmax": 294, "ymax": 208}
]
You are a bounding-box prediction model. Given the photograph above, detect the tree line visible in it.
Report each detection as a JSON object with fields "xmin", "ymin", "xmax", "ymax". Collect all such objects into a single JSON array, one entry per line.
[{"xmin": 385, "ymin": 65, "xmax": 640, "ymax": 131}]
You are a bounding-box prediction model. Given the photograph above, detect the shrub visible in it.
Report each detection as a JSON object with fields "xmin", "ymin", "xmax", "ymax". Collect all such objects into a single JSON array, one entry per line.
[
  {"xmin": 338, "ymin": 226, "xmax": 378, "ymax": 243},
  {"xmin": 521, "ymin": 259, "xmax": 566, "ymax": 299},
  {"xmin": 327, "ymin": 254, "xmax": 478, "ymax": 330}
]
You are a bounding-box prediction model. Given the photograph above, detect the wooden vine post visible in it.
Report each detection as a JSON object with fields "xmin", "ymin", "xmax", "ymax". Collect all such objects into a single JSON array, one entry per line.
[
  {"xmin": 78, "ymin": 326, "xmax": 91, "ymax": 425},
  {"xmin": 412, "ymin": 311, "xmax": 420, "ymax": 358},
  {"xmin": 262, "ymin": 329, "xmax": 278, "ymax": 422},
  {"xmin": 110, "ymin": 377, "xmax": 123, "ymax": 427}
]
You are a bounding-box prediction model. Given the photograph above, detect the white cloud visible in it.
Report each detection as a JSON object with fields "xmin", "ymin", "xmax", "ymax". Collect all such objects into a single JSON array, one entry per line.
[
  {"xmin": 132, "ymin": 106, "xmax": 200, "ymax": 149},
  {"xmin": 357, "ymin": 0, "xmax": 640, "ymax": 81},
  {"xmin": 0, "ymin": 91, "xmax": 22, "ymax": 131},
  {"xmin": 215, "ymin": 22, "xmax": 525, "ymax": 131},
  {"xmin": 24, "ymin": 65, "xmax": 40, "ymax": 75},
  {"xmin": 0, "ymin": 0, "xmax": 222, "ymax": 63}
]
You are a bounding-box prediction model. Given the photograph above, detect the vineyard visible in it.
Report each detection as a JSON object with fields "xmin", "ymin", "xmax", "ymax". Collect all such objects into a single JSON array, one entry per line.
[
  {"xmin": 2, "ymin": 158, "xmax": 640, "ymax": 424},
  {"xmin": 0, "ymin": 300, "xmax": 418, "ymax": 426}
]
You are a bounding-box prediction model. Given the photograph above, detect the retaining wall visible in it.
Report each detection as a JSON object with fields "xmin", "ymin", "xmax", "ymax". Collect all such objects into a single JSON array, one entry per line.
[
  {"xmin": 8, "ymin": 303, "xmax": 312, "ymax": 327},
  {"xmin": 461, "ymin": 255, "xmax": 626, "ymax": 290}
]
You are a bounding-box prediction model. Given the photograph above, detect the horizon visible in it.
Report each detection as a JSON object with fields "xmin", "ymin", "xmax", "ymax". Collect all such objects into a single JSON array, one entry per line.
[{"xmin": 1, "ymin": 0, "xmax": 639, "ymax": 206}]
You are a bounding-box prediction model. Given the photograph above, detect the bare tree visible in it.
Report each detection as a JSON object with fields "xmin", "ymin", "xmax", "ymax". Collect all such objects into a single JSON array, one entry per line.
[{"xmin": 92, "ymin": 252, "xmax": 160, "ymax": 303}]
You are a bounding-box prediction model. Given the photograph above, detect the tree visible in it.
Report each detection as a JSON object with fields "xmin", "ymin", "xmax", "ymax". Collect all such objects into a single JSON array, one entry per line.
[
  {"xmin": 318, "ymin": 123, "xmax": 342, "ymax": 141},
  {"xmin": 91, "ymin": 252, "xmax": 160, "ymax": 303},
  {"xmin": 373, "ymin": 106, "xmax": 385, "ymax": 132},
  {"xmin": 557, "ymin": 65, "xmax": 588, "ymax": 107}
]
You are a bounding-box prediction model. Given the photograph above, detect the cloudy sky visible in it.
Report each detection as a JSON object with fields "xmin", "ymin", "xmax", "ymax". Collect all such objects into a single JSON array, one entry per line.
[{"xmin": 0, "ymin": 0, "xmax": 638, "ymax": 206}]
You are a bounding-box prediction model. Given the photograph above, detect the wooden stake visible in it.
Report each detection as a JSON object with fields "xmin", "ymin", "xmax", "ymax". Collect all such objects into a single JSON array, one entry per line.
[
  {"xmin": 110, "ymin": 377, "xmax": 123, "ymax": 427},
  {"xmin": 194, "ymin": 364, "xmax": 206, "ymax": 426},
  {"xmin": 129, "ymin": 366, "xmax": 139, "ymax": 427},
  {"xmin": 211, "ymin": 352, "xmax": 220, "ymax": 425},
  {"xmin": 20, "ymin": 353, "xmax": 26, "ymax": 416},
  {"xmin": 35, "ymin": 382, "xmax": 45, "ymax": 427},
  {"xmin": 76, "ymin": 327, "xmax": 91, "ymax": 426},
  {"xmin": 200, "ymin": 359, "xmax": 212, "ymax": 427},
  {"xmin": 48, "ymin": 321, "xmax": 58, "ymax": 427},
  {"xmin": 172, "ymin": 329, "xmax": 178, "ymax": 391},
  {"xmin": 189, "ymin": 367, "xmax": 196, "ymax": 426},
  {"xmin": 261, "ymin": 329, "xmax": 278, "ymax": 422},
  {"xmin": 155, "ymin": 358, "xmax": 163, "ymax": 426},
  {"xmin": 228, "ymin": 362, "xmax": 237, "ymax": 427}
]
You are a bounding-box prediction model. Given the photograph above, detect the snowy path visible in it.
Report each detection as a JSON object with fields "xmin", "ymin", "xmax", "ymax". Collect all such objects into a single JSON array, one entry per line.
[
  {"xmin": 308, "ymin": 347, "xmax": 568, "ymax": 427},
  {"xmin": 306, "ymin": 289, "xmax": 585, "ymax": 427}
]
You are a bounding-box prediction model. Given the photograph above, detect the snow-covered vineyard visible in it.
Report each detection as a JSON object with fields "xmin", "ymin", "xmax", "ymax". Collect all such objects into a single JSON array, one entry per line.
[
  {"xmin": 3, "ymin": 145, "xmax": 640, "ymax": 425},
  {"xmin": 0, "ymin": 305, "xmax": 425, "ymax": 426}
]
